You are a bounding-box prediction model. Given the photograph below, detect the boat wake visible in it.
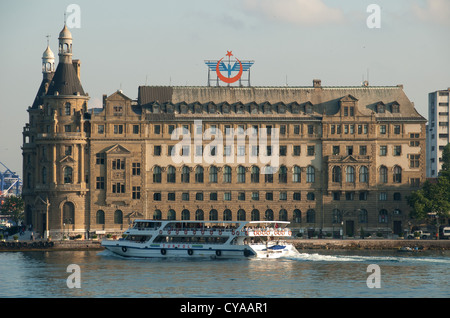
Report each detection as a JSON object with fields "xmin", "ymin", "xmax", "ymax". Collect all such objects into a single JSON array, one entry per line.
[{"xmin": 284, "ymin": 252, "xmax": 450, "ymax": 265}]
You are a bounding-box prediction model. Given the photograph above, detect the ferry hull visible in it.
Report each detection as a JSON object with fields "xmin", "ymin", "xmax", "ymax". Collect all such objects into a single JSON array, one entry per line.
[{"xmin": 102, "ymin": 241, "xmax": 256, "ymax": 259}]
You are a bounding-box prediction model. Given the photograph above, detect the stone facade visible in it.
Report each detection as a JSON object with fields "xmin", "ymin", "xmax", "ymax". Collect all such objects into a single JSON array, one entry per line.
[{"xmin": 22, "ymin": 25, "xmax": 427, "ymax": 239}]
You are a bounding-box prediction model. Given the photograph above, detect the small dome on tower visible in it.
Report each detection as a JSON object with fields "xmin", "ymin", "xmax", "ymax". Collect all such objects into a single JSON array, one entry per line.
[
  {"xmin": 42, "ymin": 45, "xmax": 55, "ymax": 59},
  {"xmin": 59, "ymin": 24, "xmax": 72, "ymax": 39}
]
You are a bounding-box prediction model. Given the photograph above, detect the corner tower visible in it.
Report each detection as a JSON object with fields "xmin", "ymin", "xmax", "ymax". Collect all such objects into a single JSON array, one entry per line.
[{"xmin": 23, "ymin": 24, "xmax": 90, "ymax": 239}]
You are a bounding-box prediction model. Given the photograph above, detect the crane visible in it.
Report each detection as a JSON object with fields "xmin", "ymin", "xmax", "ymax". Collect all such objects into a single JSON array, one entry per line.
[{"xmin": 0, "ymin": 161, "xmax": 22, "ymax": 197}]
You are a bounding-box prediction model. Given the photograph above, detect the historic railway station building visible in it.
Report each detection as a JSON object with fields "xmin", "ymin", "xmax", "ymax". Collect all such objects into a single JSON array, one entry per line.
[{"xmin": 22, "ymin": 25, "xmax": 426, "ymax": 239}]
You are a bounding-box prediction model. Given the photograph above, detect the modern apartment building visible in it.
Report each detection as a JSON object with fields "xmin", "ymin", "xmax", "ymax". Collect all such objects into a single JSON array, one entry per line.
[{"xmin": 426, "ymin": 88, "xmax": 450, "ymax": 177}]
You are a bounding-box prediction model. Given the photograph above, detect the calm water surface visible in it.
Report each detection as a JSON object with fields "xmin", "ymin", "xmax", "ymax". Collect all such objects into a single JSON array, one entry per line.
[{"xmin": 0, "ymin": 249, "xmax": 449, "ymax": 298}]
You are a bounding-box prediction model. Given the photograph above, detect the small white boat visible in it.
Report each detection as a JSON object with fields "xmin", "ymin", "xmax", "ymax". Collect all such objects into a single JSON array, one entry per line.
[{"xmin": 101, "ymin": 220, "xmax": 298, "ymax": 259}]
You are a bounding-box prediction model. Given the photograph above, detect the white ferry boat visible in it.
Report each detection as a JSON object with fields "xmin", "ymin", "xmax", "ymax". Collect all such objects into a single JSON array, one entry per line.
[{"xmin": 101, "ymin": 220, "xmax": 298, "ymax": 259}]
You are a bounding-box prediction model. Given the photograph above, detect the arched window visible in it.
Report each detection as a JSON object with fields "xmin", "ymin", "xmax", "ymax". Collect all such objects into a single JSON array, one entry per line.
[
  {"xmin": 294, "ymin": 209, "xmax": 302, "ymax": 223},
  {"xmin": 63, "ymin": 202, "xmax": 75, "ymax": 224},
  {"xmin": 306, "ymin": 209, "xmax": 315, "ymax": 223},
  {"xmin": 181, "ymin": 166, "xmax": 190, "ymax": 183},
  {"xmin": 332, "ymin": 166, "xmax": 341, "ymax": 182},
  {"xmin": 265, "ymin": 209, "xmax": 274, "ymax": 221},
  {"xmin": 223, "ymin": 209, "xmax": 232, "ymax": 221},
  {"xmin": 64, "ymin": 167, "xmax": 73, "ymax": 184},
  {"xmin": 195, "ymin": 166, "xmax": 204, "ymax": 183},
  {"xmin": 114, "ymin": 210, "xmax": 123, "ymax": 224},
  {"xmin": 359, "ymin": 166, "xmax": 368, "ymax": 183},
  {"xmin": 209, "ymin": 209, "xmax": 218, "ymax": 221},
  {"xmin": 223, "ymin": 166, "xmax": 232, "ymax": 183},
  {"xmin": 153, "ymin": 210, "xmax": 162, "ymax": 220},
  {"xmin": 168, "ymin": 209, "xmax": 176, "ymax": 220},
  {"xmin": 195, "ymin": 209, "xmax": 204, "ymax": 221},
  {"xmin": 181, "ymin": 209, "xmax": 190, "ymax": 220},
  {"xmin": 237, "ymin": 209, "xmax": 246, "ymax": 221},
  {"xmin": 96, "ymin": 210, "xmax": 105, "ymax": 224},
  {"xmin": 393, "ymin": 166, "xmax": 402, "ymax": 183},
  {"xmin": 359, "ymin": 209, "xmax": 368, "ymax": 223},
  {"xmin": 237, "ymin": 166, "xmax": 246, "ymax": 183},
  {"xmin": 379, "ymin": 209, "xmax": 388, "ymax": 223},
  {"xmin": 293, "ymin": 166, "xmax": 301, "ymax": 183},
  {"xmin": 279, "ymin": 165, "xmax": 287, "ymax": 183},
  {"xmin": 332, "ymin": 209, "xmax": 342, "ymax": 224},
  {"xmin": 251, "ymin": 209, "xmax": 260, "ymax": 221},
  {"xmin": 346, "ymin": 166, "xmax": 355, "ymax": 182},
  {"xmin": 379, "ymin": 165, "xmax": 388, "ymax": 183},
  {"xmin": 306, "ymin": 166, "xmax": 315, "ymax": 183},
  {"xmin": 264, "ymin": 166, "xmax": 273, "ymax": 183},
  {"xmin": 279, "ymin": 209, "xmax": 288, "ymax": 221},
  {"xmin": 153, "ymin": 166, "xmax": 161, "ymax": 183},
  {"xmin": 251, "ymin": 166, "xmax": 260, "ymax": 183},
  {"xmin": 209, "ymin": 166, "xmax": 218, "ymax": 183},
  {"xmin": 167, "ymin": 166, "xmax": 176, "ymax": 183}
]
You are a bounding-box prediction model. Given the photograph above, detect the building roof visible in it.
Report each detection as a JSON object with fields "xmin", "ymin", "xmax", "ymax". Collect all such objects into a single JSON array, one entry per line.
[
  {"xmin": 46, "ymin": 62, "xmax": 86, "ymax": 97},
  {"xmin": 31, "ymin": 72, "xmax": 54, "ymax": 109},
  {"xmin": 137, "ymin": 84, "xmax": 426, "ymax": 120}
]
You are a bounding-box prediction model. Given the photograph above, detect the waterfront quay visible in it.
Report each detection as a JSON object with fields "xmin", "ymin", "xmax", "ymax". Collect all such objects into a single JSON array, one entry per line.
[{"xmin": 1, "ymin": 237, "xmax": 449, "ymax": 252}]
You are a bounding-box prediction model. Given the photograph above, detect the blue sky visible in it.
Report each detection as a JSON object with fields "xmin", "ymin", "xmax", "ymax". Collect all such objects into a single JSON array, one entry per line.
[{"xmin": 0, "ymin": 0, "xmax": 449, "ymax": 175}]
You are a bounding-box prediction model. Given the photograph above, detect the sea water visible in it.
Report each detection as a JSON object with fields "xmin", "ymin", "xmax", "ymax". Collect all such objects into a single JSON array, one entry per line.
[{"xmin": 0, "ymin": 249, "xmax": 449, "ymax": 298}]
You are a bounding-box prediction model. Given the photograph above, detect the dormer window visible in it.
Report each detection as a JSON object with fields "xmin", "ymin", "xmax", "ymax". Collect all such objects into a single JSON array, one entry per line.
[
  {"xmin": 377, "ymin": 103, "xmax": 385, "ymax": 113},
  {"xmin": 305, "ymin": 103, "xmax": 313, "ymax": 114},
  {"xmin": 391, "ymin": 102, "xmax": 400, "ymax": 113}
]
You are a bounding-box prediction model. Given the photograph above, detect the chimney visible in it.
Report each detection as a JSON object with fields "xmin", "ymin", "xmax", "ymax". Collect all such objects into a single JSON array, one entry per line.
[
  {"xmin": 72, "ymin": 59, "xmax": 81, "ymax": 80},
  {"xmin": 313, "ymin": 79, "xmax": 321, "ymax": 88}
]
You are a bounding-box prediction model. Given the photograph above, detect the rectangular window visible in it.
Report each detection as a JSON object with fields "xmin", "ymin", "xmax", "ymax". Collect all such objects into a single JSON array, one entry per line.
[
  {"xmin": 279, "ymin": 146, "xmax": 287, "ymax": 156},
  {"xmin": 168, "ymin": 125, "xmax": 175, "ymax": 135},
  {"xmin": 394, "ymin": 125, "xmax": 401, "ymax": 134},
  {"xmin": 168, "ymin": 192, "xmax": 176, "ymax": 201},
  {"xmin": 210, "ymin": 192, "xmax": 218, "ymax": 201},
  {"xmin": 410, "ymin": 154, "xmax": 420, "ymax": 168},
  {"xmin": 112, "ymin": 183, "xmax": 125, "ymax": 193},
  {"xmin": 132, "ymin": 163, "xmax": 141, "ymax": 176},
  {"xmin": 96, "ymin": 153, "xmax": 105, "ymax": 165},
  {"xmin": 252, "ymin": 191, "xmax": 259, "ymax": 201},
  {"xmin": 265, "ymin": 192, "xmax": 273, "ymax": 201},
  {"xmin": 224, "ymin": 192, "xmax": 231, "ymax": 201},
  {"xmin": 307, "ymin": 145, "xmax": 315, "ymax": 156},
  {"xmin": 393, "ymin": 146, "xmax": 401, "ymax": 156},
  {"xmin": 380, "ymin": 146, "xmax": 387, "ymax": 156},
  {"xmin": 293, "ymin": 192, "xmax": 301, "ymax": 201},
  {"xmin": 196, "ymin": 192, "xmax": 204, "ymax": 201},
  {"xmin": 279, "ymin": 191, "xmax": 287, "ymax": 201},
  {"xmin": 154, "ymin": 125, "xmax": 161, "ymax": 134},
  {"xmin": 379, "ymin": 192, "xmax": 387, "ymax": 201},
  {"xmin": 133, "ymin": 187, "xmax": 141, "ymax": 200},
  {"xmin": 96, "ymin": 177, "xmax": 104, "ymax": 190},
  {"xmin": 182, "ymin": 192, "xmax": 189, "ymax": 201},
  {"xmin": 333, "ymin": 146, "xmax": 340, "ymax": 155},
  {"xmin": 293, "ymin": 146, "xmax": 301, "ymax": 156},
  {"xmin": 294, "ymin": 125, "xmax": 300, "ymax": 135},
  {"xmin": 98, "ymin": 125, "xmax": 105, "ymax": 134},
  {"xmin": 133, "ymin": 125, "xmax": 139, "ymax": 134},
  {"xmin": 154, "ymin": 146, "xmax": 161, "ymax": 156},
  {"xmin": 359, "ymin": 146, "xmax": 367, "ymax": 156},
  {"xmin": 113, "ymin": 125, "xmax": 123, "ymax": 134},
  {"xmin": 280, "ymin": 125, "xmax": 286, "ymax": 135},
  {"xmin": 112, "ymin": 159, "xmax": 125, "ymax": 170},
  {"xmin": 307, "ymin": 125, "xmax": 314, "ymax": 135},
  {"xmin": 380, "ymin": 125, "xmax": 386, "ymax": 134},
  {"xmin": 238, "ymin": 192, "xmax": 245, "ymax": 201}
]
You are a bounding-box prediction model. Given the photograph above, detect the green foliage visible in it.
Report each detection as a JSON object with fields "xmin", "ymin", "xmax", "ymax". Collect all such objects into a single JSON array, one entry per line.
[
  {"xmin": 0, "ymin": 195, "xmax": 24, "ymax": 225},
  {"xmin": 408, "ymin": 145, "xmax": 450, "ymax": 221}
]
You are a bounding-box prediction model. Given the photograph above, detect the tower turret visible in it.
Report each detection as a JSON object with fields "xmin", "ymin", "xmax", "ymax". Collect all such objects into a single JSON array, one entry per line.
[{"xmin": 58, "ymin": 24, "xmax": 72, "ymax": 64}]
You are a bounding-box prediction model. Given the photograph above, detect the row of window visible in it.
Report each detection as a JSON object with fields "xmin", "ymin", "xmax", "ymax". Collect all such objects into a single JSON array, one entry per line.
[
  {"xmin": 152, "ymin": 165, "xmax": 317, "ymax": 184},
  {"xmin": 93, "ymin": 208, "xmax": 402, "ymax": 224},
  {"xmin": 150, "ymin": 190, "xmax": 404, "ymax": 202}
]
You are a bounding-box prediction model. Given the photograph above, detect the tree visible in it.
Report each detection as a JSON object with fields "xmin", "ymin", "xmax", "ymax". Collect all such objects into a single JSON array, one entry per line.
[
  {"xmin": 441, "ymin": 143, "xmax": 450, "ymax": 177},
  {"xmin": 0, "ymin": 195, "xmax": 24, "ymax": 226}
]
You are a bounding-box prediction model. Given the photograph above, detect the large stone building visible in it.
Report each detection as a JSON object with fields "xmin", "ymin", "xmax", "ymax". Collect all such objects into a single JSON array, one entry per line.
[{"xmin": 23, "ymin": 25, "xmax": 427, "ymax": 239}]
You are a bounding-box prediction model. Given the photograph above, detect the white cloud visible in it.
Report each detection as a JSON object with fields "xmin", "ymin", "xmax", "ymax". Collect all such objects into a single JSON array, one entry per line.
[
  {"xmin": 412, "ymin": 0, "xmax": 450, "ymax": 26},
  {"xmin": 243, "ymin": 0, "xmax": 344, "ymax": 26}
]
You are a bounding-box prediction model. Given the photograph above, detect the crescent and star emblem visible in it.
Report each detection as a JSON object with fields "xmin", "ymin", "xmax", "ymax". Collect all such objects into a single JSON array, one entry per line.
[{"xmin": 215, "ymin": 51, "xmax": 243, "ymax": 84}]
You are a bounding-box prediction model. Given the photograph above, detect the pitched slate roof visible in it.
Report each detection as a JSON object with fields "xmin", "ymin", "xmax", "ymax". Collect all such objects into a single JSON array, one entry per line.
[
  {"xmin": 137, "ymin": 85, "xmax": 425, "ymax": 120},
  {"xmin": 46, "ymin": 62, "xmax": 86, "ymax": 96},
  {"xmin": 31, "ymin": 72, "xmax": 54, "ymax": 109}
]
